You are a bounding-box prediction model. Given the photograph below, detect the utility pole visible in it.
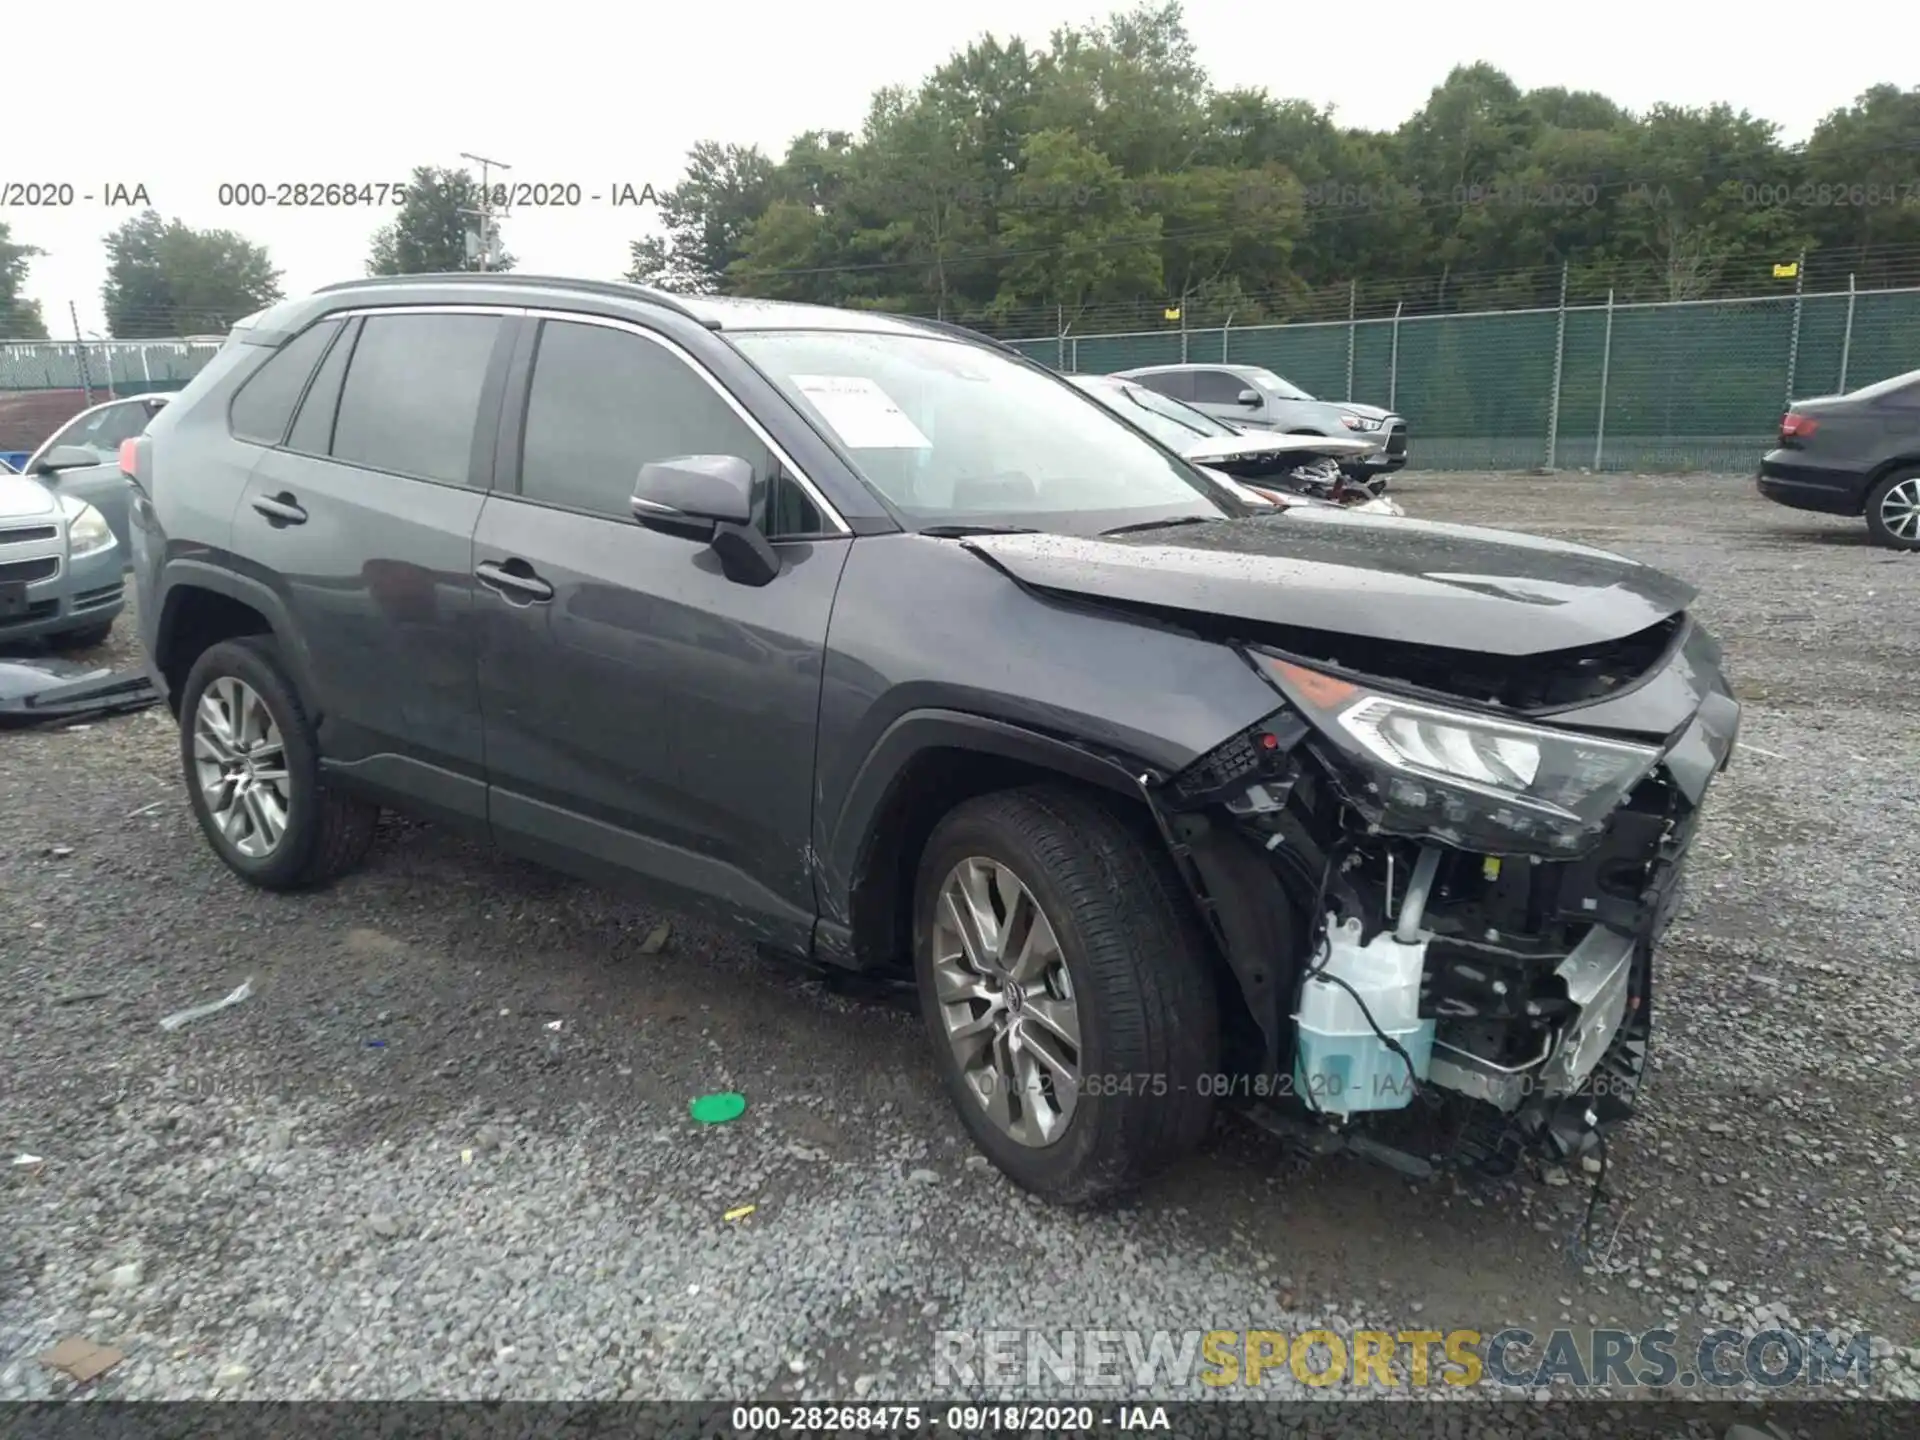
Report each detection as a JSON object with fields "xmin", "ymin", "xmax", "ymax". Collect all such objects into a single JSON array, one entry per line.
[{"xmin": 459, "ymin": 151, "xmax": 512, "ymax": 271}]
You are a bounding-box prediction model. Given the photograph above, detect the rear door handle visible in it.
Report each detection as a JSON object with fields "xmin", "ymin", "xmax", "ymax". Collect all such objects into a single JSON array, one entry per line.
[
  {"xmin": 251, "ymin": 493, "xmax": 307, "ymax": 525},
  {"xmin": 475, "ymin": 559, "xmax": 554, "ymax": 604}
]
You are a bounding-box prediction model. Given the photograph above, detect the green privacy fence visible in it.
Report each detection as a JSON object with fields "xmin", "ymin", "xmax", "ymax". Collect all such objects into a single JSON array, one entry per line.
[
  {"xmin": 7, "ymin": 288, "xmax": 1917, "ymax": 472},
  {"xmin": 1011, "ymin": 285, "xmax": 1920, "ymax": 472},
  {"xmin": 0, "ymin": 339, "xmax": 223, "ymax": 396}
]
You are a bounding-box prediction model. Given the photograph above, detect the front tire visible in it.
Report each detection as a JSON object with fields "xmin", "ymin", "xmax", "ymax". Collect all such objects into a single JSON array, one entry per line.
[
  {"xmin": 178, "ymin": 637, "xmax": 378, "ymax": 890},
  {"xmin": 1864, "ymin": 468, "xmax": 1920, "ymax": 551},
  {"xmin": 912, "ymin": 785, "xmax": 1219, "ymax": 1205}
]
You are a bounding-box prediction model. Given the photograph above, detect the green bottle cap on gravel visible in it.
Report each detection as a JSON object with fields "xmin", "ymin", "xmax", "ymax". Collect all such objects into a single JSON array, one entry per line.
[{"xmin": 689, "ymin": 1092, "xmax": 747, "ymax": 1125}]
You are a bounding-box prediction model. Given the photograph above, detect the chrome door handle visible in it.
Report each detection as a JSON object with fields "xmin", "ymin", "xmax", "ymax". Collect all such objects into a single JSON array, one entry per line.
[
  {"xmin": 251, "ymin": 493, "xmax": 307, "ymax": 525},
  {"xmin": 475, "ymin": 560, "xmax": 553, "ymax": 604}
]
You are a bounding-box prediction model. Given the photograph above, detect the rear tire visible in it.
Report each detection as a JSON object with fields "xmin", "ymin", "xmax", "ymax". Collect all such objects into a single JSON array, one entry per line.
[
  {"xmin": 1864, "ymin": 468, "xmax": 1920, "ymax": 551},
  {"xmin": 178, "ymin": 637, "xmax": 378, "ymax": 891},
  {"xmin": 912, "ymin": 784, "xmax": 1219, "ymax": 1205}
]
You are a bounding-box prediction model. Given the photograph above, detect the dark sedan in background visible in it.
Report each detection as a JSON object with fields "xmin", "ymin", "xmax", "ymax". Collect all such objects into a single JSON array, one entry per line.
[{"xmin": 1758, "ymin": 367, "xmax": 1920, "ymax": 550}]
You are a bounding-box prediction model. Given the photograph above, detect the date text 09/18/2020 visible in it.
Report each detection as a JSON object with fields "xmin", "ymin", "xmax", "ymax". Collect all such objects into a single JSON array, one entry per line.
[
  {"xmin": 731, "ymin": 1404, "xmax": 1172, "ymax": 1432},
  {"xmin": 977, "ymin": 1069, "xmax": 1640, "ymax": 1104}
]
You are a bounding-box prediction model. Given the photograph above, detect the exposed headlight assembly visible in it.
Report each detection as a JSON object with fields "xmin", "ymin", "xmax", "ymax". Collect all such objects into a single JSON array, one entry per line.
[
  {"xmin": 1253, "ymin": 653, "xmax": 1662, "ymax": 856},
  {"xmin": 61, "ymin": 498, "xmax": 116, "ymax": 558}
]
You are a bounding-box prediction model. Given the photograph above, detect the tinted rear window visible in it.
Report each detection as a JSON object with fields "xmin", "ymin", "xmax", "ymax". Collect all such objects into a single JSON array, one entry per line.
[
  {"xmin": 329, "ymin": 314, "xmax": 503, "ymax": 485},
  {"xmin": 228, "ymin": 319, "xmax": 344, "ymax": 445}
]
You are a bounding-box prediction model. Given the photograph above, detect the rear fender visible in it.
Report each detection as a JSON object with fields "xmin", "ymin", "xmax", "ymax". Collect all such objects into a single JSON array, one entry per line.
[{"xmin": 155, "ymin": 559, "xmax": 315, "ymax": 708}]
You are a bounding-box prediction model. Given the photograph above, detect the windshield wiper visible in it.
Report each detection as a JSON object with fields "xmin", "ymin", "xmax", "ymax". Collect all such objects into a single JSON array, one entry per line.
[
  {"xmin": 1098, "ymin": 515, "xmax": 1221, "ymax": 537},
  {"xmin": 919, "ymin": 524, "xmax": 1044, "ymax": 537}
]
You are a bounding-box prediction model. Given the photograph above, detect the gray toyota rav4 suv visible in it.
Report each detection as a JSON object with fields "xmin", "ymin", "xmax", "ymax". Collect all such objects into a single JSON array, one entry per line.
[{"xmin": 128, "ymin": 275, "xmax": 1739, "ymax": 1204}]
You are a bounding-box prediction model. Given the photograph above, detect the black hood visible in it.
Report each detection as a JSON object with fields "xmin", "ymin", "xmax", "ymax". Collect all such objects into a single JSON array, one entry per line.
[{"xmin": 962, "ymin": 509, "xmax": 1695, "ymax": 658}]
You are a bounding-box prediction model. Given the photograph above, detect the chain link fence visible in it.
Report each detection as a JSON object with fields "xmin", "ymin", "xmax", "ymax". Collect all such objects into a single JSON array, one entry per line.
[{"xmin": 1009, "ymin": 284, "xmax": 1920, "ymax": 472}]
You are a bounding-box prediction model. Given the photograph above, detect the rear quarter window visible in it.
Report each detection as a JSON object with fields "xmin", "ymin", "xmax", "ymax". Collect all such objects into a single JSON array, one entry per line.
[{"xmin": 228, "ymin": 319, "xmax": 345, "ymax": 445}]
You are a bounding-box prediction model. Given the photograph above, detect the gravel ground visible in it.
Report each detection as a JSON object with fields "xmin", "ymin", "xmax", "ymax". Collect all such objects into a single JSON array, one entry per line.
[{"xmin": 2, "ymin": 472, "xmax": 1917, "ymax": 1414}]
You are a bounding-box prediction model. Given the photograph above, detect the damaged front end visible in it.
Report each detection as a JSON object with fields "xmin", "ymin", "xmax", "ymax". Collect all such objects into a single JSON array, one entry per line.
[{"xmin": 1148, "ymin": 615, "xmax": 1740, "ymax": 1177}]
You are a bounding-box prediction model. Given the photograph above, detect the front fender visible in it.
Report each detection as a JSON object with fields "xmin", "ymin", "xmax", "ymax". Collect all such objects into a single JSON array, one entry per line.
[
  {"xmin": 808, "ymin": 533, "xmax": 1292, "ymax": 963},
  {"xmin": 819, "ymin": 707, "xmax": 1148, "ymax": 916}
]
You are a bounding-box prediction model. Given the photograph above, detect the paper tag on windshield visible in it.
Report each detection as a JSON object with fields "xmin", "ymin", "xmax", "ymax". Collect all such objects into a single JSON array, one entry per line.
[{"xmin": 792, "ymin": 375, "xmax": 931, "ymax": 449}]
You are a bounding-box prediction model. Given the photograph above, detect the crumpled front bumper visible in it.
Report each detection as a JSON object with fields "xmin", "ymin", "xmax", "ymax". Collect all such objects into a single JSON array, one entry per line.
[
  {"xmin": 1153, "ymin": 609, "xmax": 1738, "ymax": 1169},
  {"xmin": 1418, "ymin": 687, "xmax": 1727, "ymax": 1157},
  {"xmin": 0, "ymin": 655, "xmax": 160, "ymax": 726},
  {"xmin": 1429, "ymin": 926, "xmax": 1636, "ymax": 1111}
]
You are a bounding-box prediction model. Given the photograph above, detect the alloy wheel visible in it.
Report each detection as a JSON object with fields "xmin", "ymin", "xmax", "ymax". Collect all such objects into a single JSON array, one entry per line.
[
  {"xmin": 1879, "ymin": 477, "xmax": 1920, "ymax": 542},
  {"xmin": 929, "ymin": 857, "xmax": 1083, "ymax": 1147},
  {"xmin": 192, "ymin": 676, "xmax": 291, "ymax": 859}
]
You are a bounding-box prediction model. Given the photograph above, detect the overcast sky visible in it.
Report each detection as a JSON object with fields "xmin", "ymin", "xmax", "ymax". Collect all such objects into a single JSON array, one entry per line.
[{"xmin": 7, "ymin": 0, "xmax": 1882, "ymax": 337}]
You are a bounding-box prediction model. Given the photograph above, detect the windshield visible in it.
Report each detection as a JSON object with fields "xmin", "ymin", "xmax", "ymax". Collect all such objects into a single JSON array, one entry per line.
[
  {"xmin": 1244, "ymin": 368, "xmax": 1314, "ymax": 402},
  {"xmin": 733, "ymin": 330, "xmax": 1238, "ymax": 532},
  {"xmin": 35, "ymin": 398, "xmax": 158, "ymax": 464}
]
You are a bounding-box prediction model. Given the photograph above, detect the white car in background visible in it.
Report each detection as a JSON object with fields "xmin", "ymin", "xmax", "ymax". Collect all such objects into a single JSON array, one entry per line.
[
  {"xmin": 17, "ymin": 393, "xmax": 171, "ymax": 563},
  {"xmin": 0, "ymin": 466, "xmax": 125, "ymax": 650},
  {"xmin": 1067, "ymin": 374, "xmax": 1401, "ymax": 514}
]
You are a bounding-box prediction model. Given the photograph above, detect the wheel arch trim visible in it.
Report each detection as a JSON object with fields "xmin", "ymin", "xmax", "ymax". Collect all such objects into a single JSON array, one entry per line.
[
  {"xmin": 818, "ymin": 709, "xmax": 1153, "ymax": 928},
  {"xmin": 156, "ymin": 560, "xmax": 317, "ymax": 710}
]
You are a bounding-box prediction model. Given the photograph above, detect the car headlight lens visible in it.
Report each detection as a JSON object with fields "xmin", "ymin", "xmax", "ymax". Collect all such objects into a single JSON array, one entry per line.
[
  {"xmin": 1253, "ymin": 653, "xmax": 1662, "ymax": 854},
  {"xmin": 62, "ymin": 499, "xmax": 115, "ymax": 557},
  {"xmin": 1339, "ymin": 413, "xmax": 1382, "ymax": 431}
]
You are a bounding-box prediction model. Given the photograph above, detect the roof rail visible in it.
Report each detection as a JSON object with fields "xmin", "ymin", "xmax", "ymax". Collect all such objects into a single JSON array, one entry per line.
[
  {"xmin": 309, "ymin": 273, "xmax": 713, "ymax": 326},
  {"xmin": 887, "ymin": 313, "xmax": 1022, "ymax": 356}
]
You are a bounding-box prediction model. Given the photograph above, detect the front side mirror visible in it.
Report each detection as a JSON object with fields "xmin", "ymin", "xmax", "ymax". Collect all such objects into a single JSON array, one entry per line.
[
  {"xmin": 630, "ymin": 454, "xmax": 779, "ymax": 588},
  {"xmin": 34, "ymin": 445, "xmax": 100, "ymax": 474},
  {"xmin": 631, "ymin": 454, "xmax": 754, "ymax": 533},
  {"xmin": 1235, "ymin": 389, "xmax": 1263, "ymax": 407}
]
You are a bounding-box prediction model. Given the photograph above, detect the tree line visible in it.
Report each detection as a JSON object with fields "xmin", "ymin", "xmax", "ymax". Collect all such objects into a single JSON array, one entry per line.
[
  {"xmin": 1, "ymin": 1, "xmax": 1916, "ymax": 341},
  {"xmin": 627, "ymin": 3, "xmax": 1920, "ymax": 332}
]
